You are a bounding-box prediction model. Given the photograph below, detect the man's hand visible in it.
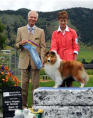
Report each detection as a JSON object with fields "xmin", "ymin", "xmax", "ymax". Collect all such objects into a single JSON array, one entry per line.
[{"xmin": 19, "ymin": 40, "xmax": 27, "ymax": 45}]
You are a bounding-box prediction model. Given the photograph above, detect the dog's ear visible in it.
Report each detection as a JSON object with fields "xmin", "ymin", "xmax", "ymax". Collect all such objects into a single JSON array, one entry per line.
[
  {"xmin": 45, "ymin": 51, "xmax": 50, "ymax": 56},
  {"xmin": 50, "ymin": 51, "xmax": 56, "ymax": 56}
]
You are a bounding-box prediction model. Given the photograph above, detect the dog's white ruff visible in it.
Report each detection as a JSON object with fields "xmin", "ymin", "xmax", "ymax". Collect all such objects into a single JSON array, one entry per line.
[{"xmin": 44, "ymin": 53, "xmax": 63, "ymax": 88}]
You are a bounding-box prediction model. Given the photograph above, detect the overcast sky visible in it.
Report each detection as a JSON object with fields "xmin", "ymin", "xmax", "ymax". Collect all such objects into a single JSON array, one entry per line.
[{"xmin": 0, "ymin": 0, "xmax": 92, "ymax": 12}]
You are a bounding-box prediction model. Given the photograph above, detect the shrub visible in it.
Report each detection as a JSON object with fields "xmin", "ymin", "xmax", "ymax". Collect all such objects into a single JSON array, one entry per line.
[{"xmin": 0, "ymin": 65, "xmax": 20, "ymax": 88}]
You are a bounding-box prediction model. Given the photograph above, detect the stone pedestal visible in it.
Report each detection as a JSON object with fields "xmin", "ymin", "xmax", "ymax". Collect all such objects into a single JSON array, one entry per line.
[{"xmin": 33, "ymin": 87, "xmax": 93, "ymax": 118}]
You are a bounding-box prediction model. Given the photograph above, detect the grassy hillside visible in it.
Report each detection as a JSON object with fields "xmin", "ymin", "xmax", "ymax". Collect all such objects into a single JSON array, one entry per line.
[
  {"xmin": 0, "ymin": 8, "xmax": 93, "ymax": 48},
  {"xmin": 0, "ymin": 8, "xmax": 93, "ymax": 63}
]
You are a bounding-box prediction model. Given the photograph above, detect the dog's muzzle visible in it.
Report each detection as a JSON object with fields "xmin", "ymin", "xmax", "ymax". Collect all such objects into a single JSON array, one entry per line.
[{"xmin": 47, "ymin": 57, "xmax": 50, "ymax": 62}]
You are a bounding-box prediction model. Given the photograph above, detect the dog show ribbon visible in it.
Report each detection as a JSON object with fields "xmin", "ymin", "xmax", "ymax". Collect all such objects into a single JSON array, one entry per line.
[
  {"xmin": 27, "ymin": 40, "xmax": 39, "ymax": 47},
  {"xmin": 23, "ymin": 42, "xmax": 42, "ymax": 69}
]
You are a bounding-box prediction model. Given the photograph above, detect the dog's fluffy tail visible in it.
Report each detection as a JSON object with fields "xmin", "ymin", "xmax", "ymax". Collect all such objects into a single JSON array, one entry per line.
[{"xmin": 82, "ymin": 69, "xmax": 89, "ymax": 84}]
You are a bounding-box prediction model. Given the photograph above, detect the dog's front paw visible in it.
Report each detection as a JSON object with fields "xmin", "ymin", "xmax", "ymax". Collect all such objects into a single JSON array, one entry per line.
[
  {"xmin": 53, "ymin": 85, "xmax": 59, "ymax": 88},
  {"xmin": 80, "ymin": 83, "xmax": 85, "ymax": 88}
]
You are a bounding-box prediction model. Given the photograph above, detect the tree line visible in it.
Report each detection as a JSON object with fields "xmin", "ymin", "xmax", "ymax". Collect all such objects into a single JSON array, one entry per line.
[{"xmin": 0, "ymin": 7, "xmax": 93, "ymax": 48}]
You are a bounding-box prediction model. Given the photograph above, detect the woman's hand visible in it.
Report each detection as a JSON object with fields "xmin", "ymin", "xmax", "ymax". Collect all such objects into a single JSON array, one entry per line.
[{"xmin": 74, "ymin": 53, "xmax": 77, "ymax": 60}]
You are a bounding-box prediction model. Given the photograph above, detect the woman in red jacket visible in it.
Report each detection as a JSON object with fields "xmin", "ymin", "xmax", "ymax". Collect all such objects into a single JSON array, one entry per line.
[{"xmin": 50, "ymin": 11, "xmax": 79, "ymax": 87}]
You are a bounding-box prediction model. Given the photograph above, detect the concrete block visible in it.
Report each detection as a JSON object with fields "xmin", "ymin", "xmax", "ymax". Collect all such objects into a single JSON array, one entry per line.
[
  {"xmin": 33, "ymin": 106, "xmax": 93, "ymax": 118},
  {"xmin": 33, "ymin": 87, "xmax": 93, "ymax": 106}
]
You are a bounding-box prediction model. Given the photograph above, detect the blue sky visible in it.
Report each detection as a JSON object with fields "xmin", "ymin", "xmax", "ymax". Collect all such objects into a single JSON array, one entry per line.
[{"xmin": 0, "ymin": 0, "xmax": 92, "ymax": 12}]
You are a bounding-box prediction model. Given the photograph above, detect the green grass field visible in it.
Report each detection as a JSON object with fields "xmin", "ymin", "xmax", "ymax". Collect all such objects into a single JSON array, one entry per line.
[{"xmin": 77, "ymin": 47, "xmax": 93, "ymax": 62}]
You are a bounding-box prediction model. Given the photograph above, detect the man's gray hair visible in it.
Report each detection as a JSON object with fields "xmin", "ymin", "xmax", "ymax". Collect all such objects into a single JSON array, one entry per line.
[{"xmin": 28, "ymin": 10, "xmax": 38, "ymax": 19}]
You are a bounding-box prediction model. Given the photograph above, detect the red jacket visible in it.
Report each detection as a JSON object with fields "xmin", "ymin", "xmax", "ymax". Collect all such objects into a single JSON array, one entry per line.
[{"xmin": 50, "ymin": 27, "xmax": 79, "ymax": 61}]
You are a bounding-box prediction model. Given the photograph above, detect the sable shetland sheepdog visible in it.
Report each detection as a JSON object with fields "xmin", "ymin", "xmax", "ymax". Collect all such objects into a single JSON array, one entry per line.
[{"xmin": 44, "ymin": 51, "xmax": 89, "ymax": 88}]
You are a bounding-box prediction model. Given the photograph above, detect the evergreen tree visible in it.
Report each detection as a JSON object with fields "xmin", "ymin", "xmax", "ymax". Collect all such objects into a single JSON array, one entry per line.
[{"xmin": 0, "ymin": 22, "xmax": 6, "ymax": 50}]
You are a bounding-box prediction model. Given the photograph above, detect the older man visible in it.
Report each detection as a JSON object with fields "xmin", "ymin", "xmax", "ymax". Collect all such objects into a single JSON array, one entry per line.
[{"xmin": 16, "ymin": 10, "xmax": 46, "ymax": 108}]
